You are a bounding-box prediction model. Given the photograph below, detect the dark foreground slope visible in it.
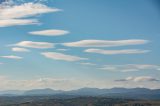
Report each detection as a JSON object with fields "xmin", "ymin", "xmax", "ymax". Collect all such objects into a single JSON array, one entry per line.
[{"xmin": 0, "ymin": 97, "xmax": 160, "ymax": 106}]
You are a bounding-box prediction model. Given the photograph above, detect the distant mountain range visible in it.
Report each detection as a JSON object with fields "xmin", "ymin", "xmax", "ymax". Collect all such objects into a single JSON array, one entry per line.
[{"xmin": 0, "ymin": 88, "xmax": 160, "ymax": 100}]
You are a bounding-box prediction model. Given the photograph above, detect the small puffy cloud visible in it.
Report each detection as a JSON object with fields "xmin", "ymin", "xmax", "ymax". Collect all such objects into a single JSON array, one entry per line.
[
  {"xmin": 115, "ymin": 76, "xmax": 159, "ymax": 82},
  {"xmin": 29, "ymin": 29, "xmax": 69, "ymax": 36},
  {"xmin": 63, "ymin": 39, "xmax": 149, "ymax": 47},
  {"xmin": 41, "ymin": 52, "xmax": 88, "ymax": 62},
  {"xmin": 14, "ymin": 41, "xmax": 54, "ymax": 49},
  {"xmin": 12, "ymin": 47, "xmax": 30, "ymax": 52},
  {"xmin": 0, "ymin": 19, "xmax": 39, "ymax": 27},
  {"xmin": 85, "ymin": 49, "xmax": 150, "ymax": 55},
  {"xmin": 80, "ymin": 62, "xmax": 96, "ymax": 66},
  {"xmin": 0, "ymin": 55, "xmax": 23, "ymax": 59},
  {"xmin": 100, "ymin": 64, "xmax": 160, "ymax": 72}
]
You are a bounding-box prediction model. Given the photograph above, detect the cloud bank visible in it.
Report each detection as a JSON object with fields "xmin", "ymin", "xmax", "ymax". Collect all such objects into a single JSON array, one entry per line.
[{"xmin": 0, "ymin": 75, "xmax": 159, "ymax": 90}]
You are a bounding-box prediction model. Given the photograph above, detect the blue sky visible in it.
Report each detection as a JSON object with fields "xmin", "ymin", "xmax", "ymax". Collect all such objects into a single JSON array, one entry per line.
[{"xmin": 0, "ymin": 0, "xmax": 160, "ymax": 90}]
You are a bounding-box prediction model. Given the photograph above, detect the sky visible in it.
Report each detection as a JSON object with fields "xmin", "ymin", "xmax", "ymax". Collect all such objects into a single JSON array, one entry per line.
[{"xmin": 0, "ymin": 0, "xmax": 160, "ymax": 90}]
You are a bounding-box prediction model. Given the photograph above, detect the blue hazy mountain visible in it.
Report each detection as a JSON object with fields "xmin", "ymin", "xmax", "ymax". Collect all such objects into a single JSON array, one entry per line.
[
  {"xmin": 24, "ymin": 88, "xmax": 63, "ymax": 96},
  {"xmin": 0, "ymin": 90, "xmax": 24, "ymax": 96},
  {"xmin": 66, "ymin": 87, "xmax": 159, "ymax": 95},
  {"xmin": 0, "ymin": 88, "xmax": 160, "ymax": 99}
]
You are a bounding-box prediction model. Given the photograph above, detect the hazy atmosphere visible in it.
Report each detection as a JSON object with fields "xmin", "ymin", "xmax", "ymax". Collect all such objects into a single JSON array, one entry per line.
[{"xmin": 0, "ymin": 0, "xmax": 160, "ymax": 91}]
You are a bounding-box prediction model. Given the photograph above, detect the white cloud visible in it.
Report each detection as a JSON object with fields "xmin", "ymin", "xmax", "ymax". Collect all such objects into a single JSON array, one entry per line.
[
  {"xmin": 0, "ymin": 2, "xmax": 60, "ymax": 27},
  {"xmin": 56, "ymin": 49, "xmax": 69, "ymax": 51},
  {"xmin": 0, "ymin": 55, "xmax": 23, "ymax": 59},
  {"xmin": 0, "ymin": 19, "xmax": 39, "ymax": 27},
  {"xmin": 0, "ymin": 2, "xmax": 60, "ymax": 19},
  {"xmin": 85, "ymin": 49, "xmax": 150, "ymax": 55},
  {"xmin": 100, "ymin": 64, "xmax": 160, "ymax": 72},
  {"xmin": 133, "ymin": 76, "xmax": 159, "ymax": 82},
  {"xmin": 29, "ymin": 29, "xmax": 69, "ymax": 36},
  {"xmin": 14, "ymin": 41, "xmax": 54, "ymax": 49},
  {"xmin": 63, "ymin": 39, "xmax": 149, "ymax": 47},
  {"xmin": 12, "ymin": 47, "xmax": 30, "ymax": 52},
  {"xmin": 0, "ymin": 62, "xmax": 4, "ymax": 64},
  {"xmin": 80, "ymin": 62, "xmax": 96, "ymax": 66},
  {"xmin": 115, "ymin": 76, "xmax": 159, "ymax": 82},
  {"xmin": 41, "ymin": 52, "xmax": 88, "ymax": 62}
]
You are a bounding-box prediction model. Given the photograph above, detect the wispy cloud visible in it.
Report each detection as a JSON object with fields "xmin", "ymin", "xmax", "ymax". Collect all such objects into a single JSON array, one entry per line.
[
  {"xmin": 0, "ymin": 2, "xmax": 60, "ymax": 27},
  {"xmin": 14, "ymin": 41, "xmax": 54, "ymax": 49},
  {"xmin": 80, "ymin": 62, "xmax": 96, "ymax": 66},
  {"xmin": 63, "ymin": 39, "xmax": 149, "ymax": 47},
  {"xmin": 29, "ymin": 29, "xmax": 69, "ymax": 36},
  {"xmin": 12, "ymin": 47, "xmax": 30, "ymax": 52},
  {"xmin": 100, "ymin": 64, "xmax": 160, "ymax": 72},
  {"xmin": 0, "ymin": 19, "xmax": 39, "ymax": 27},
  {"xmin": 115, "ymin": 76, "xmax": 159, "ymax": 82},
  {"xmin": 41, "ymin": 52, "xmax": 88, "ymax": 62},
  {"xmin": 0, "ymin": 62, "xmax": 4, "ymax": 65},
  {"xmin": 0, "ymin": 55, "xmax": 23, "ymax": 59},
  {"xmin": 56, "ymin": 49, "xmax": 69, "ymax": 51},
  {"xmin": 85, "ymin": 49, "xmax": 150, "ymax": 55}
]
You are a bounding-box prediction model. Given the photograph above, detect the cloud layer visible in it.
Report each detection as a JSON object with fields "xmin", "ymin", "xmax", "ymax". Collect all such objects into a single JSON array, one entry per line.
[{"xmin": 0, "ymin": 75, "xmax": 159, "ymax": 90}]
